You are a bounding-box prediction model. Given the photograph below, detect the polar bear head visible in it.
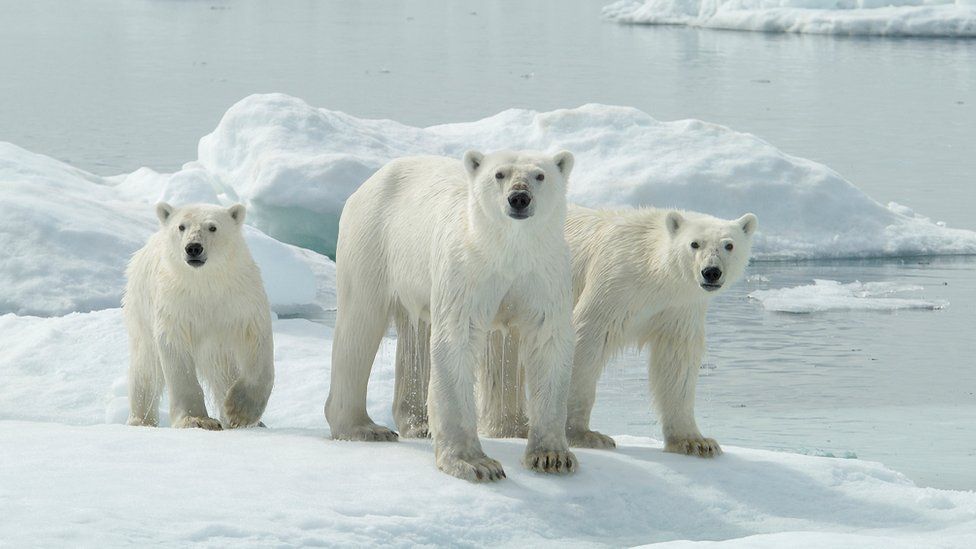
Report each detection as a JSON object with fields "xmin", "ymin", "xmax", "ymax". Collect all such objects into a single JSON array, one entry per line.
[
  {"xmin": 665, "ymin": 210, "xmax": 758, "ymax": 295},
  {"xmin": 155, "ymin": 202, "xmax": 247, "ymax": 270},
  {"xmin": 462, "ymin": 150, "xmax": 574, "ymax": 225}
]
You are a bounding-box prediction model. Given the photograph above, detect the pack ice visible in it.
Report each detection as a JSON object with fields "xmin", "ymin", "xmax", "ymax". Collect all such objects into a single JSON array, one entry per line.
[{"xmin": 603, "ymin": 0, "xmax": 976, "ymax": 37}]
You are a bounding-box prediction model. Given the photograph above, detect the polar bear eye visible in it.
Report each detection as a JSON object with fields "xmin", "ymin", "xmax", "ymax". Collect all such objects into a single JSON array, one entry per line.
[
  {"xmin": 725, "ymin": 243, "xmax": 734, "ymax": 251},
  {"xmin": 209, "ymin": 226, "xmax": 217, "ymax": 233},
  {"xmin": 495, "ymin": 172, "xmax": 505, "ymax": 180},
  {"xmin": 690, "ymin": 241, "xmax": 700, "ymax": 249},
  {"xmin": 178, "ymin": 224, "xmax": 185, "ymax": 232},
  {"xmin": 535, "ymin": 173, "xmax": 544, "ymax": 182}
]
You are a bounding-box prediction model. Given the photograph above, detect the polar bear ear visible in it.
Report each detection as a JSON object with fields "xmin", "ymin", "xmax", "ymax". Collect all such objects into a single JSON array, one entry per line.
[
  {"xmin": 665, "ymin": 211, "xmax": 684, "ymax": 236},
  {"xmin": 463, "ymin": 150, "xmax": 485, "ymax": 177},
  {"xmin": 155, "ymin": 202, "xmax": 174, "ymax": 226},
  {"xmin": 737, "ymin": 213, "xmax": 758, "ymax": 236},
  {"xmin": 227, "ymin": 204, "xmax": 246, "ymax": 226},
  {"xmin": 553, "ymin": 150, "xmax": 574, "ymax": 178}
]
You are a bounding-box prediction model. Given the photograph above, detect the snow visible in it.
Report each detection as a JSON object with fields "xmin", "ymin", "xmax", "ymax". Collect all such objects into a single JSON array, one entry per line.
[
  {"xmin": 0, "ymin": 143, "xmax": 335, "ymax": 317},
  {"xmin": 2, "ymin": 310, "xmax": 975, "ymax": 547},
  {"xmin": 603, "ymin": 0, "xmax": 976, "ymax": 37},
  {"xmin": 4, "ymin": 94, "xmax": 975, "ymax": 316},
  {"xmin": 193, "ymin": 94, "xmax": 976, "ymax": 261},
  {"xmin": 749, "ymin": 279, "xmax": 948, "ymax": 313}
]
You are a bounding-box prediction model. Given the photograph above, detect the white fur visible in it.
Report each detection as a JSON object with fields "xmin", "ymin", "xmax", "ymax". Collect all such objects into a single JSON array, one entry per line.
[
  {"xmin": 401, "ymin": 205, "xmax": 757, "ymax": 455},
  {"xmin": 124, "ymin": 203, "xmax": 274, "ymax": 430},
  {"xmin": 327, "ymin": 150, "xmax": 578, "ymax": 482},
  {"xmin": 559, "ymin": 206, "xmax": 757, "ymax": 455}
]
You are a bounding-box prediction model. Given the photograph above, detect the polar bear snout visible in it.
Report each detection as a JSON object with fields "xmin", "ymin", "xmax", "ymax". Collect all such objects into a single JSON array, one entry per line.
[
  {"xmin": 506, "ymin": 191, "xmax": 533, "ymax": 219},
  {"xmin": 184, "ymin": 242, "xmax": 206, "ymax": 267},
  {"xmin": 700, "ymin": 266, "xmax": 723, "ymax": 290}
]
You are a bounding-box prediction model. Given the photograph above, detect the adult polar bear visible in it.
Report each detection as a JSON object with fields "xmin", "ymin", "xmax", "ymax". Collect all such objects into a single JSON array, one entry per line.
[
  {"xmin": 125, "ymin": 203, "xmax": 274, "ymax": 430},
  {"xmin": 395, "ymin": 206, "xmax": 758, "ymax": 456},
  {"xmin": 326, "ymin": 150, "xmax": 578, "ymax": 482}
]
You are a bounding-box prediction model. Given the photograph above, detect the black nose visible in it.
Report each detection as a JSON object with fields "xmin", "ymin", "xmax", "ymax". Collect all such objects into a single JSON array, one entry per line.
[
  {"xmin": 702, "ymin": 267, "xmax": 722, "ymax": 283},
  {"xmin": 508, "ymin": 191, "xmax": 531, "ymax": 211},
  {"xmin": 185, "ymin": 243, "xmax": 204, "ymax": 258}
]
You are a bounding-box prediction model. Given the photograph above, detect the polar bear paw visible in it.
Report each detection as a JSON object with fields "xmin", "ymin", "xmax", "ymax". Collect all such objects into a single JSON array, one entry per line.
[
  {"xmin": 568, "ymin": 429, "xmax": 616, "ymax": 450},
  {"xmin": 223, "ymin": 381, "xmax": 267, "ymax": 429},
  {"xmin": 438, "ymin": 453, "xmax": 506, "ymax": 482},
  {"xmin": 332, "ymin": 423, "xmax": 399, "ymax": 442},
  {"xmin": 665, "ymin": 435, "xmax": 722, "ymax": 457},
  {"xmin": 173, "ymin": 416, "xmax": 223, "ymax": 431},
  {"xmin": 523, "ymin": 448, "xmax": 578, "ymax": 475}
]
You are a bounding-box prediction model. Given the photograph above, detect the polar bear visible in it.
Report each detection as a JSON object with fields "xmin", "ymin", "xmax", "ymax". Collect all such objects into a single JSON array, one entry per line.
[
  {"xmin": 325, "ymin": 150, "xmax": 578, "ymax": 482},
  {"xmin": 124, "ymin": 203, "xmax": 274, "ymax": 430},
  {"xmin": 558, "ymin": 206, "xmax": 757, "ymax": 454},
  {"xmin": 396, "ymin": 205, "xmax": 758, "ymax": 456}
]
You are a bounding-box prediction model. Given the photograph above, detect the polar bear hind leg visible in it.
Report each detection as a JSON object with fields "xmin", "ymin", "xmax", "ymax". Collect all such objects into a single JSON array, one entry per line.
[
  {"xmin": 393, "ymin": 303, "xmax": 431, "ymax": 439},
  {"xmin": 326, "ymin": 281, "xmax": 398, "ymax": 441}
]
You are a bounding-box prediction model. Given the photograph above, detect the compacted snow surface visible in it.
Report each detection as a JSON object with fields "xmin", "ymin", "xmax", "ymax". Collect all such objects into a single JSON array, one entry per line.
[
  {"xmin": 2, "ymin": 311, "xmax": 976, "ymax": 547},
  {"xmin": 2, "ymin": 95, "xmax": 976, "ymax": 546},
  {"xmin": 603, "ymin": 0, "xmax": 976, "ymax": 37}
]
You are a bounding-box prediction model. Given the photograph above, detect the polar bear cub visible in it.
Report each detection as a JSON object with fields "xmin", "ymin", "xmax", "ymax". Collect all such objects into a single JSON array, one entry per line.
[
  {"xmin": 326, "ymin": 150, "xmax": 578, "ymax": 482},
  {"xmin": 558, "ymin": 206, "xmax": 757, "ymax": 455},
  {"xmin": 124, "ymin": 203, "xmax": 274, "ymax": 430}
]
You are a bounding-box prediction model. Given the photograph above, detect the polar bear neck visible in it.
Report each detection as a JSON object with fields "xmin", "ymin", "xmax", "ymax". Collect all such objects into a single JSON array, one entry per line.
[
  {"xmin": 464, "ymin": 195, "xmax": 567, "ymax": 274},
  {"xmin": 156, "ymin": 245, "xmax": 266, "ymax": 307}
]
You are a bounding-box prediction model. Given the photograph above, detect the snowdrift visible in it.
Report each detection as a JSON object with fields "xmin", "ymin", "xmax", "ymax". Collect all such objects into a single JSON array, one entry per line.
[
  {"xmin": 0, "ymin": 143, "xmax": 335, "ymax": 317},
  {"xmin": 603, "ymin": 0, "xmax": 976, "ymax": 37},
  {"xmin": 4, "ymin": 94, "xmax": 976, "ymax": 316},
  {"xmin": 195, "ymin": 94, "xmax": 976, "ymax": 261},
  {"xmin": 1, "ymin": 310, "xmax": 974, "ymax": 547}
]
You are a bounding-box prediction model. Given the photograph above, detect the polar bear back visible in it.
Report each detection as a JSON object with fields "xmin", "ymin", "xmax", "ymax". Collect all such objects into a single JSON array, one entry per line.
[{"xmin": 337, "ymin": 156, "xmax": 471, "ymax": 319}]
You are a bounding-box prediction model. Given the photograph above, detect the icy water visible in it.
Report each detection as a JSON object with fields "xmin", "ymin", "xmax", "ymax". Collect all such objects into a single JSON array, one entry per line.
[
  {"xmin": 591, "ymin": 256, "xmax": 976, "ymax": 491},
  {"xmin": 1, "ymin": 1, "xmax": 974, "ymax": 489},
  {"xmin": 1, "ymin": 0, "xmax": 974, "ymax": 229}
]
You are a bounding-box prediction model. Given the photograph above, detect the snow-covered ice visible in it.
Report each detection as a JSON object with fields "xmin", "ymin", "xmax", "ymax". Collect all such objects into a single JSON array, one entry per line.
[
  {"xmin": 193, "ymin": 94, "xmax": 976, "ymax": 260},
  {"xmin": 4, "ymin": 422, "xmax": 976, "ymax": 547},
  {"xmin": 603, "ymin": 0, "xmax": 976, "ymax": 37},
  {"xmin": 749, "ymin": 279, "xmax": 948, "ymax": 313},
  {"xmin": 1, "ymin": 310, "xmax": 975, "ymax": 547},
  {"xmin": 0, "ymin": 142, "xmax": 335, "ymax": 317}
]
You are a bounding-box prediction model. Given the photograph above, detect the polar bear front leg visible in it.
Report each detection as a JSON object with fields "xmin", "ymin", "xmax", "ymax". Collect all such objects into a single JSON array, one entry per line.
[
  {"xmin": 223, "ymin": 338, "xmax": 274, "ymax": 429},
  {"xmin": 649, "ymin": 315, "xmax": 721, "ymax": 457},
  {"xmin": 157, "ymin": 340, "xmax": 222, "ymax": 431},
  {"xmin": 520, "ymin": 313, "xmax": 578, "ymax": 475},
  {"xmin": 126, "ymin": 334, "xmax": 163, "ymax": 427},
  {"xmin": 428, "ymin": 311, "xmax": 505, "ymax": 482}
]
